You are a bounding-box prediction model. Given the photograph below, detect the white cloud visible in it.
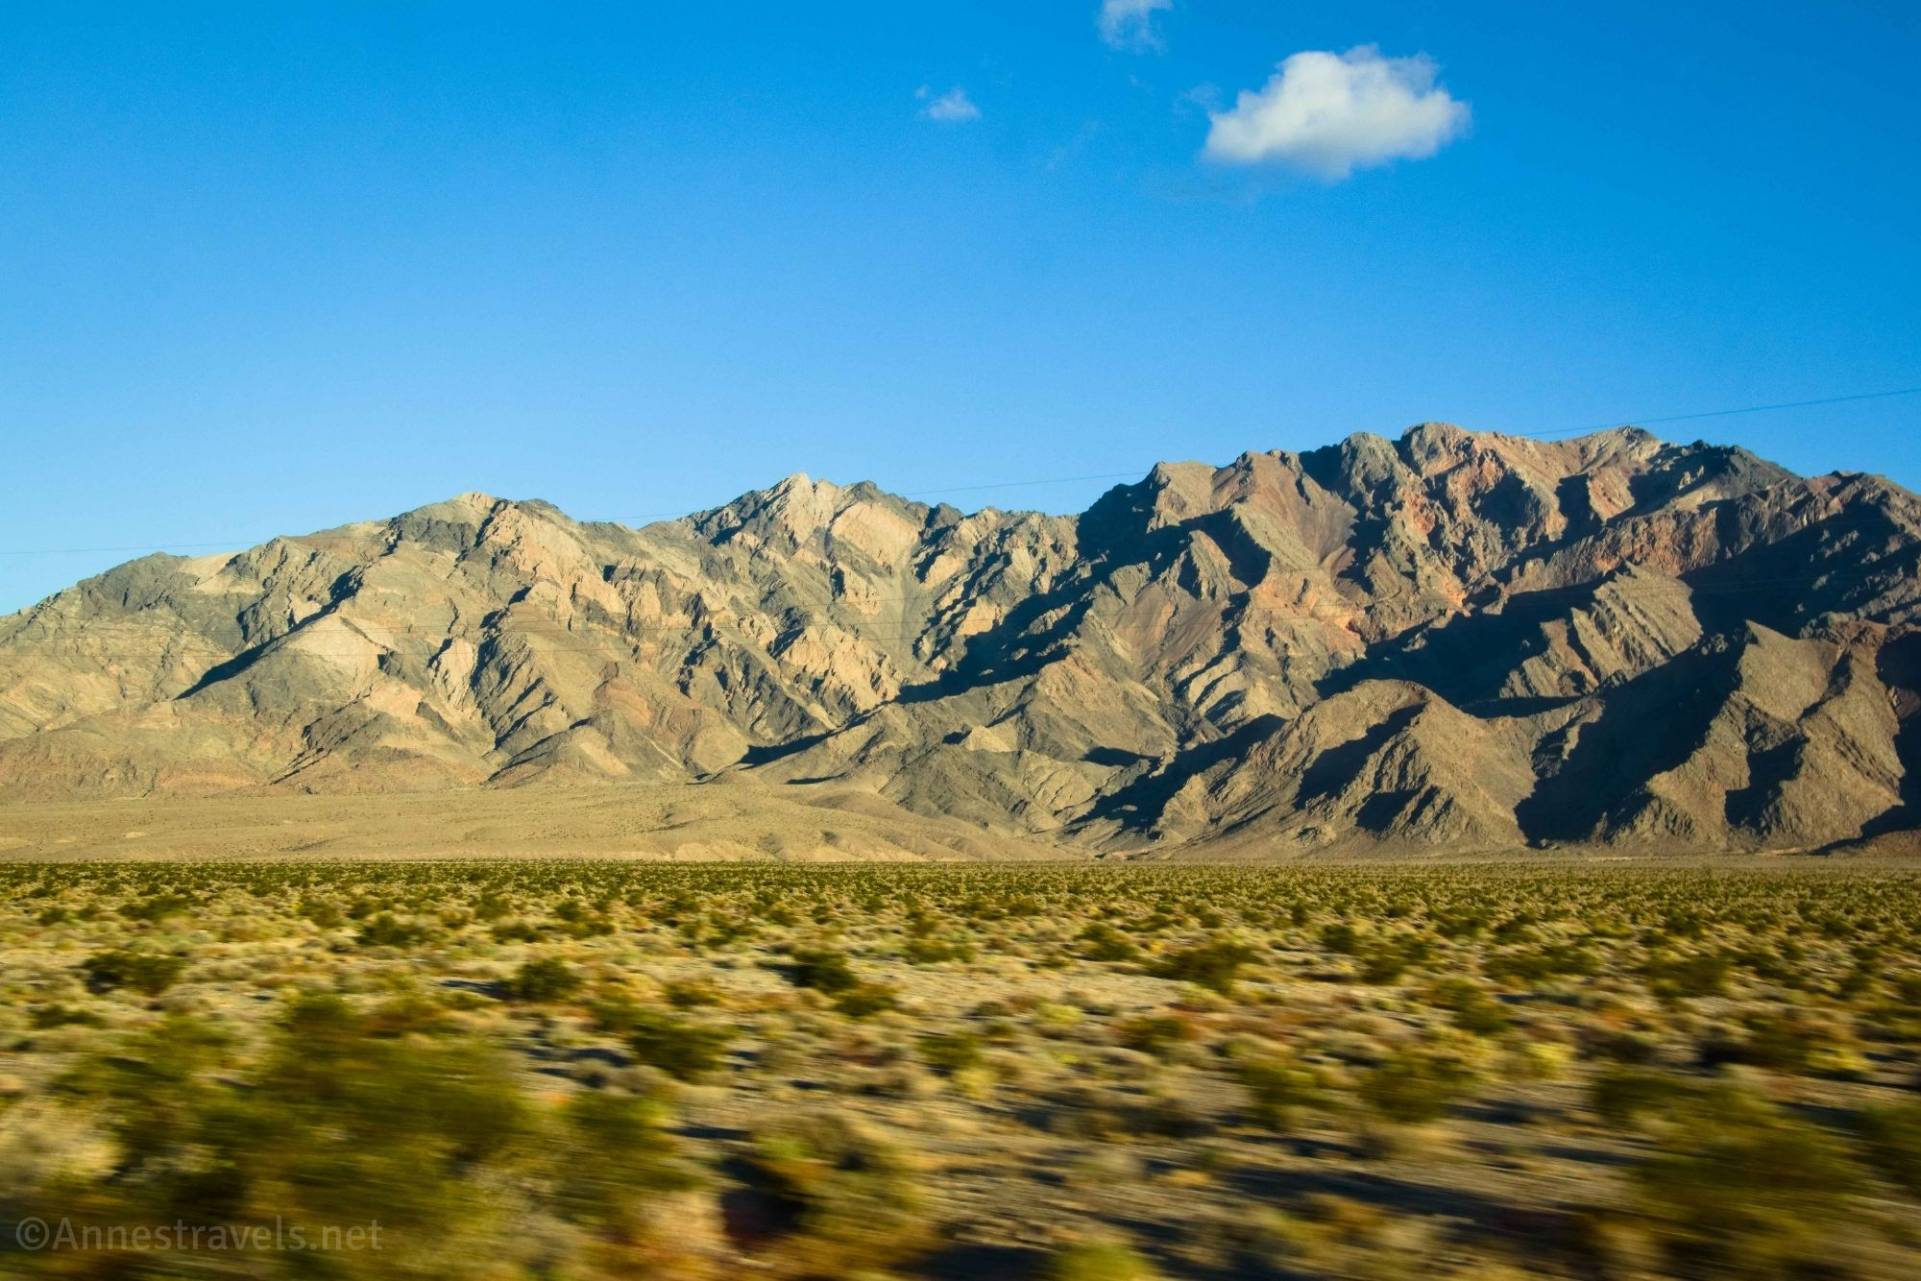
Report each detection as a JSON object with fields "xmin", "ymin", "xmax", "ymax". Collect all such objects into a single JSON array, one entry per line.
[
  {"xmin": 1203, "ymin": 46, "xmax": 1470, "ymax": 180},
  {"xmin": 917, "ymin": 85, "xmax": 981, "ymax": 123},
  {"xmin": 1098, "ymin": 0, "xmax": 1172, "ymax": 51}
]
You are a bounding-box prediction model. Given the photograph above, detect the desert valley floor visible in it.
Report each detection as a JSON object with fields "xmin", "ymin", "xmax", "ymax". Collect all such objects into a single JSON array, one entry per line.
[{"xmin": 5, "ymin": 857, "xmax": 1921, "ymax": 1280}]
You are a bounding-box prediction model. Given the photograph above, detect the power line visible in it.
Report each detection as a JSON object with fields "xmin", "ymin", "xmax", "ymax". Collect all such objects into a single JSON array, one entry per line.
[{"xmin": 1498, "ymin": 386, "xmax": 1921, "ymax": 440}]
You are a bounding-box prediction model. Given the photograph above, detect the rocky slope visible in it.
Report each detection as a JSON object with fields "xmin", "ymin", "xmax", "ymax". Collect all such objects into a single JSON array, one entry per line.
[{"xmin": 2, "ymin": 424, "xmax": 1916, "ymax": 855}]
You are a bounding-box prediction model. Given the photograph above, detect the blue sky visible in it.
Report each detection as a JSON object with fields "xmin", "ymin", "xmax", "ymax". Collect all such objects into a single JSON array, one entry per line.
[{"xmin": 3, "ymin": 1, "xmax": 1918, "ymax": 613}]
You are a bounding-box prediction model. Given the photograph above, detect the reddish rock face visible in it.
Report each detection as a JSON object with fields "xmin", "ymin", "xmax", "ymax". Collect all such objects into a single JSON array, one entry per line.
[{"xmin": 1, "ymin": 426, "xmax": 1916, "ymax": 855}]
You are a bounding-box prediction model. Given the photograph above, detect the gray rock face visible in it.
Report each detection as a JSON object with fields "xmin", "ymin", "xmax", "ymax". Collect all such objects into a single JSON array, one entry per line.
[{"xmin": 2, "ymin": 425, "xmax": 1917, "ymax": 854}]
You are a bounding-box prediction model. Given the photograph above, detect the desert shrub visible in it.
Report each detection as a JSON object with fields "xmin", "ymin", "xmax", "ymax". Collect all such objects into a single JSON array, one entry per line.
[
  {"xmin": 832, "ymin": 981, "xmax": 900, "ymax": 1019},
  {"xmin": 1115, "ymin": 1013, "xmax": 1195, "ymax": 1058},
  {"xmin": 80, "ymin": 949, "xmax": 187, "ymax": 996},
  {"xmin": 1855, "ymin": 1100, "xmax": 1921, "ymax": 1197},
  {"xmin": 13, "ymin": 859, "xmax": 1921, "ymax": 1280},
  {"xmin": 1629, "ymin": 1086, "xmax": 1864, "ymax": 1278},
  {"xmin": 119, "ymin": 892, "xmax": 193, "ymax": 923},
  {"xmin": 1078, "ymin": 922, "xmax": 1141, "ymax": 962},
  {"xmin": 30, "ymin": 1003, "xmax": 105, "ymax": 1029},
  {"xmin": 1236, "ymin": 1054, "xmax": 1326, "ymax": 1129},
  {"xmin": 785, "ymin": 947, "xmax": 859, "ymax": 994},
  {"xmin": 355, "ymin": 912, "xmax": 431, "ymax": 948},
  {"xmin": 1357, "ymin": 946, "xmax": 1412, "ymax": 984},
  {"xmin": 741, "ymin": 1112, "xmax": 931, "ymax": 1273},
  {"xmin": 1358, "ymin": 1047, "xmax": 1471, "ymax": 1125},
  {"xmin": 297, "ymin": 896, "xmax": 346, "ymax": 928},
  {"xmin": 903, "ymin": 934, "xmax": 974, "ymax": 964},
  {"xmin": 1591, "ymin": 1065, "xmax": 1694, "ymax": 1127},
  {"xmin": 1320, "ymin": 922, "xmax": 1361, "ymax": 953},
  {"xmin": 1432, "ymin": 910, "xmax": 1489, "ymax": 940},
  {"xmin": 551, "ymin": 899, "xmax": 615, "ymax": 938},
  {"xmin": 1583, "ymin": 1026, "xmax": 1660, "ymax": 1065},
  {"xmin": 1642, "ymin": 949, "xmax": 1732, "ymax": 998},
  {"xmin": 1044, "ymin": 1240, "xmax": 1162, "ymax": 1281},
  {"xmin": 918, "ymin": 1030, "xmax": 985, "ymax": 1076},
  {"xmin": 588, "ymin": 990, "xmax": 648, "ymax": 1035},
  {"xmin": 60, "ymin": 1014, "xmax": 231, "ymax": 1164},
  {"xmin": 1484, "ymin": 942, "xmax": 1597, "ymax": 986},
  {"xmin": 662, "ymin": 978, "xmax": 720, "ymax": 1008},
  {"xmin": 1698, "ymin": 1009, "xmax": 1859, "ymax": 1076},
  {"xmin": 622, "ymin": 1008, "xmax": 731, "ymax": 1080},
  {"xmin": 1155, "ymin": 937, "xmax": 1258, "ymax": 994},
  {"xmin": 549, "ymin": 1088, "xmax": 702, "ymax": 1243},
  {"xmin": 472, "ymin": 890, "xmax": 513, "ymax": 921},
  {"xmin": 32, "ymin": 998, "xmax": 533, "ymax": 1277},
  {"xmin": 1427, "ymin": 978, "xmax": 1509, "ymax": 1035},
  {"xmin": 506, "ymin": 957, "xmax": 582, "ymax": 1003}
]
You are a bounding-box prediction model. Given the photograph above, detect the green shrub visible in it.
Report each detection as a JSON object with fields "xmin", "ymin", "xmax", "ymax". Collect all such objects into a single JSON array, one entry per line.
[
  {"xmin": 785, "ymin": 947, "xmax": 859, "ymax": 993},
  {"xmin": 1855, "ymin": 1100, "xmax": 1921, "ymax": 1197},
  {"xmin": 550, "ymin": 1088, "xmax": 701, "ymax": 1238},
  {"xmin": 80, "ymin": 949, "xmax": 187, "ymax": 996},
  {"xmin": 1044, "ymin": 1240, "xmax": 1162, "ymax": 1281},
  {"xmin": 1591, "ymin": 1066, "xmax": 1693, "ymax": 1128},
  {"xmin": 833, "ymin": 981, "xmax": 900, "ymax": 1019},
  {"xmin": 1697, "ymin": 1009, "xmax": 1851, "ymax": 1075},
  {"xmin": 297, "ymin": 896, "xmax": 346, "ymax": 928},
  {"xmin": 1078, "ymin": 922, "xmax": 1141, "ymax": 962},
  {"xmin": 588, "ymin": 990, "xmax": 648, "ymax": 1036},
  {"xmin": 473, "ymin": 890, "xmax": 513, "ymax": 921},
  {"xmin": 1319, "ymin": 921, "xmax": 1360, "ymax": 953},
  {"xmin": 356, "ymin": 912, "xmax": 431, "ymax": 947},
  {"xmin": 918, "ymin": 1030, "xmax": 985, "ymax": 1076},
  {"xmin": 119, "ymin": 892, "xmax": 194, "ymax": 922},
  {"xmin": 30, "ymin": 1003, "xmax": 105, "ymax": 1029},
  {"xmin": 743, "ymin": 1112, "xmax": 930, "ymax": 1274},
  {"xmin": 1155, "ymin": 936, "xmax": 1258, "ymax": 994},
  {"xmin": 1358, "ymin": 946, "xmax": 1412, "ymax": 984},
  {"xmin": 1631, "ymin": 1087, "xmax": 1864, "ymax": 1278},
  {"xmin": 42, "ymin": 999, "xmax": 537, "ymax": 1276},
  {"xmin": 1427, "ymin": 978, "xmax": 1509, "ymax": 1035},
  {"xmin": 1236, "ymin": 1055, "xmax": 1325, "ymax": 1129},
  {"xmin": 904, "ymin": 934, "xmax": 975, "ymax": 964},
  {"xmin": 1485, "ymin": 942, "xmax": 1597, "ymax": 986},
  {"xmin": 622, "ymin": 1008, "xmax": 731, "ymax": 1080},
  {"xmin": 1359, "ymin": 1048, "xmax": 1471, "ymax": 1125},
  {"xmin": 506, "ymin": 957, "xmax": 582, "ymax": 1003},
  {"xmin": 662, "ymin": 978, "xmax": 720, "ymax": 1008},
  {"xmin": 1115, "ymin": 1013, "xmax": 1195, "ymax": 1058},
  {"xmin": 491, "ymin": 919, "xmax": 543, "ymax": 943},
  {"xmin": 1642, "ymin": 950, "xmax": 1731, "ymax": 998}
]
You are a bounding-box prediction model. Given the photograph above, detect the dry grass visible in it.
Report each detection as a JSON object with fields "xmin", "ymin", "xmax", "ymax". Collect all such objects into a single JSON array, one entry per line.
[{"xmin": 3, "ymin": 861, "xmax": 1921, "ymax": 1279}]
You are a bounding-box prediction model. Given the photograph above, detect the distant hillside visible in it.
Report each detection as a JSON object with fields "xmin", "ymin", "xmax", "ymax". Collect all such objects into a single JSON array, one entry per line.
[{"xmin": 3, "ymin": 423, "xmax": 1917, "ymax": 856}]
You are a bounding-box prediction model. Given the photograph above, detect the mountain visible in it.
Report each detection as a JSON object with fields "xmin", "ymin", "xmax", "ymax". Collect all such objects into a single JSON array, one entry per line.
[{"xmin": 2, "ymin": 423, "xmax": 1917, "ymax": 857}]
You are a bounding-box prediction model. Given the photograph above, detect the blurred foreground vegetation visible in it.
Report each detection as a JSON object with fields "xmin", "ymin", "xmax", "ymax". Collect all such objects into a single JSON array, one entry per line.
[{"xmin": 4, "ymin": 860, "xmax": 1921, "ymax": 1278}]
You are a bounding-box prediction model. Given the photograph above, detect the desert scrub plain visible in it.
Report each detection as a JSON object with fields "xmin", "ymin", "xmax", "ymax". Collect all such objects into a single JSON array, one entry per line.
[{"xmin": 3, "ymin": 865, "xmax": 1921, "ymax": 1279}]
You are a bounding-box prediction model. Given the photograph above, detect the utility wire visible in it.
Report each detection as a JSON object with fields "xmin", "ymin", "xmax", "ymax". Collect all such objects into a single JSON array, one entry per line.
[{"xmin": 1527, "ymin": 386, "xmax": 1921, "ymax": 439}]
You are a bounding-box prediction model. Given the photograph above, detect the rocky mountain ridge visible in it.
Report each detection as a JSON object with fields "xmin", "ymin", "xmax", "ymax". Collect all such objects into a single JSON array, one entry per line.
[{"xmin": 3, "ymin": 423, "xmax": 1917, "ymax": 856}]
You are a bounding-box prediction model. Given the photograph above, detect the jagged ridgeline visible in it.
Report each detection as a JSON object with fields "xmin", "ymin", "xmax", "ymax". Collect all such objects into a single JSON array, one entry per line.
[{"xmin": 2, "ymin": 423, "xmax": 1917, "ymax": 854}]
